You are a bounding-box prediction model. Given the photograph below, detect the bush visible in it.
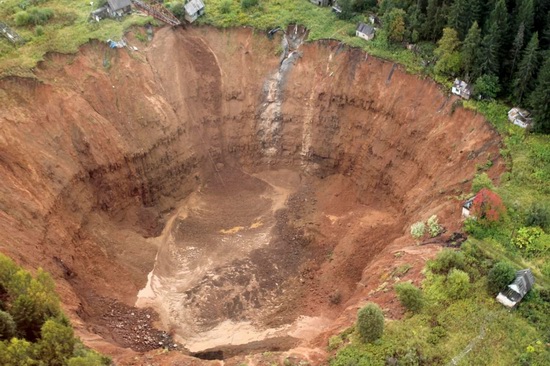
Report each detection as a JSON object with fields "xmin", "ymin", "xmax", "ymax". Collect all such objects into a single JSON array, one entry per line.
[
  {"xmin": 0, "ymin": 310, "xmax": 16, "ymax": 340},
  {"xmin": 428, "ymin": 249, "xmax": 465, "ymax": 275},
  {"xmin": 14, "ymin": 11, "xmax": 31, "ymax": 26},
  {"xmin": 487, "ymin": 261, "xmax": 516, "ymax": 295},
  {"xmin": 395, "ymin": 282, "xmax": 424, "ymax": 313},
  {"xmin": 220, "ymin": 0, "xmax": 232, "ymax": 14},
  {"xmin": 241, "ymin": 0, "xmax": 258, "ymax": 9},
  {"xmin": 473, "ymin": 74, "xmax": 501, "ymax": 99},
  {"xmin": 37, "ymin": 319, "xmax": 75, "ymax": 366},
  {"xmin": 445, "ymin": 269, "xmax": 470, "ymax": 300},
  {"xmin": 410, "ymin": 221, "xmax": 426, "ymax": 240},
  {"xmin": 356, "ymin": 303, "xmax": 384, "ymax": 343},
  {"xmin": 470, "ymin": 188, "xmax": 506, "ymax": 223},
  {"xmin": 471, "ymin": 172, "xmax": 494, "ymax": 194},
  {"xmin": 13, "ymin": 7, "xmax": 53, "ymax": 26},
  {"xmin": 525, "ymin": 202, "xmax": 550, "ymax": 231},
  {"xmin": 427, "ymin": 215, "xmax": 442, "ymax": 237},
  {"xmin": 34, "ymin": 25, "xmax": 44, "ymax": 36},
  {"xmin": 512, "ymin": 227, "xmax": 546, "ymax": 256}
]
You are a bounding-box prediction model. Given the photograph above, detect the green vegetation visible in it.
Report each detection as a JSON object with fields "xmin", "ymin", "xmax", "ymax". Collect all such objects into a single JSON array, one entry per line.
[
  {"xmin": 356, "ymin": 303, "xmax": 384, "ymax": 343},
  {"xmin": 0, "ymin": 254, "xmax": 109, "ymax": 365},
  {"xmin": 394, "ymin": 282, "xmax": 423, "ymax": 313},
  {"xmin": 0, "ymin": 0, "xmax": 154, "ymax": 76}
]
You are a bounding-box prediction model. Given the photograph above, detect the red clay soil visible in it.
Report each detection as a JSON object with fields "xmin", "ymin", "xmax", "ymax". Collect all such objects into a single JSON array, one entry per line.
[{"xmin": 0, "ymin": 25, "xmax": 504, "ymax": 365}]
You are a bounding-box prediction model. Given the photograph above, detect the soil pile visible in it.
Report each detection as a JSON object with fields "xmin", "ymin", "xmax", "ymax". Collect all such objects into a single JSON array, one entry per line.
[{"xmin": 0, "ymin": 26, "xmax": 502, "ymax": 363}]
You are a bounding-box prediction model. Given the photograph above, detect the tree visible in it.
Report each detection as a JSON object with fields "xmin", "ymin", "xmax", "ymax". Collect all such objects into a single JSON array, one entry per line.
[
  {"xmin": 336, "ymin": 0, "xmax": 354, "ymax": 20},
  {"xmin": 446, "ymin": 269, "xmax": 470, "ymax": 300},
  {"xmin": 0, "ymin": 310, "xmax": 16, "ymax": 341},
  {"xmin": 462, "ymin": 21, "xmax": 482, "ymax": 80},
  {"xmin": 509, "ymin": 22, "xmax": 526, "ymax": 79},
  {"xmin": 488, "ymin": 0, "xmax": 509, "ymax": 48},
  {"xmin": 487, "ymin": 261, "xmax": 516, "ymax": 295},
  {"xmin": 516, "ymin": 0, "xmax": 535, "ymax": 41},
  {"xmin": 395, "ymin": 282, "xmax": 424, "ymax": 313},
  {"xmin": 384, "ymin": 8, "xmax": 406, "ymax": 43},
  {"xmin": 423, "ymin": 0, "xmax": 448, "ymax": 41},
  {"xmin": 471, "ymin": 188, "xmax": 506, "ymax": 223},
  {"xmin": 447, "ymin": 0, "xmax": 469, "ymax": 39},
  {"xmin": 473, "ymin": 74, "xmax": 501, "ymax": 99},
  {"xmin": 357, "ymin": 303, "xmax": 384, "ymax": 343},
  {"xmin": 434, "ymin": 28, "xmax": 461, "ymax": 76},
  {"xmin": 0, "ymin": 338, "xmax": 36, "ymax": 366},
  {"xmin": 513, "ymin": 32, "xmax": 540, "ymax": 103},
  {"xmin": 529, "ymin": 56, "xmax": 550, "ymax": 133},
  {"xmin": 37, "ymin": 319, "xmax": 75, "ymax": 366},
  {"xmin": 477, "ymin": 25, "xmax": 500, "ymax": 77},
  {"xmin": 9, "ymin": 269, "xmax": 61, "ymax": 341}
]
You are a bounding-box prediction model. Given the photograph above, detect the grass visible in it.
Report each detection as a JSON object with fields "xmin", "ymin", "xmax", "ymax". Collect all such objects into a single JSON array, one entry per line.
[{"xmin": 0, "ymin": 0, "xmax": 154, "ymax": 77}]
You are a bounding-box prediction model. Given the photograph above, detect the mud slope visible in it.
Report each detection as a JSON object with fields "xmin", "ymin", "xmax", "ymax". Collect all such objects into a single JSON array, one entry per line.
[{"xmin": 0, "ymin": 26, "xmax": 502, "ymax": 361}]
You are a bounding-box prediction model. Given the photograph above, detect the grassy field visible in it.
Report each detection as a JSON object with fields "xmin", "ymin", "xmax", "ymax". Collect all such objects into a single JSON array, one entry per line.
[{"xmin": 0, "ymin": 0, "xmax": 154, "ymax": 77}]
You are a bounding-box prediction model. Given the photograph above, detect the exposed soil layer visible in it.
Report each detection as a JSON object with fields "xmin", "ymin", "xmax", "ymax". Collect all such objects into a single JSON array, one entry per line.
[{"xmin": 0, "ymin": 26, "xmax": 503, "ymax": 364}]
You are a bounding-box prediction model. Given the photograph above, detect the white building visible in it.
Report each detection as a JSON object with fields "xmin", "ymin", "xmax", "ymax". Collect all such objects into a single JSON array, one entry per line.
[
  {"xmin": 508, "ymin": 107, "xmax": 533, "ymax": 128},
  {"xmin": 184, "ymin": 0, "xmax": 205, "ymax": 23},
  {"xmin": 356, "ymin": 22, "xmax": 375, "ymax": 41}
]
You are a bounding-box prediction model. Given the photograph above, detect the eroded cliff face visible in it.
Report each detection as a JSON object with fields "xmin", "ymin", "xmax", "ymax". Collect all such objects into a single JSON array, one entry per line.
[{"xmin": 0, "ymin": 26, "xmax": 502, "ymax": 362}]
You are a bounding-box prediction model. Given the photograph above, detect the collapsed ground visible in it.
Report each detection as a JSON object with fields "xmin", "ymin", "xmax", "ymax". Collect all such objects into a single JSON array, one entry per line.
[{"xmin": 0, "ymin": 26, "xmax": 503, "ymax": 363}]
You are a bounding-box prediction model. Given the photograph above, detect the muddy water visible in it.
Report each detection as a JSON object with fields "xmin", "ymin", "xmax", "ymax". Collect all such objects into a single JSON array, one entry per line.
[{"xmin": 136, "ymin": 169, "xmax": 328, "ymax": 352}]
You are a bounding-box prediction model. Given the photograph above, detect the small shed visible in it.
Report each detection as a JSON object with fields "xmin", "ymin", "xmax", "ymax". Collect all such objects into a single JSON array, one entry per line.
[
  {"xmin": 310, "ymin": 0, "xmax": 333, "ymax": 5},
  {"xmin": 462, "ymin": 197, "xmax": 474, "ymax": 218},
  {"xmin": 356, "ymin": 22, "xmax": 375, "ymax": 41},
  {"xmin": 184, "ymin": 0, "xmax": 205, "ymax": 23},
  {"xmin": 107, "ymin": 0, "xmax": 132, "ymax": 18},
  {"xmin": 496, "ymin": 269, "xmax": 535, "ymax": 308},
  {"xmin": 452, "ymin": 79, "xmax": 471, "ymax": 100},
  {"xmin": 508, "ymin": 108, "xmax": 533, "ymax": 128}
]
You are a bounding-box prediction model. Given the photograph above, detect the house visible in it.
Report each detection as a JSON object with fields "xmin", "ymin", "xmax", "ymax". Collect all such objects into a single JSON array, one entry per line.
[
  {"xmin": 356, "ymin": 22, "xmax": 375, "ymax": 41},
  {"xmin": 496, "ymin": 269, "xmax": 535, "ymax": 308},
  {"xmin": 107, "ymin": 0, "xmax": 132, "ymax": 18},
  {"xmin": 452, "ymin": 79, "xmax": 471, "ymax": 100},
  {"xmin": 184, "ymin": 0, "xmax": 205, "ymax": 23},
  {"xmin": 508, "ymin": 107, "xmax": 533, "ymax": 128},
  {"xmin": 310, "ymin": 0, "xmax": 333, "ymax": 6},
  {"xmin": 90, "ymin": 7, "xmax": 109, "ymax": 22},
  {"xmin": 462, "ymin": 197, "xmax": 474, "ymax": 218}
]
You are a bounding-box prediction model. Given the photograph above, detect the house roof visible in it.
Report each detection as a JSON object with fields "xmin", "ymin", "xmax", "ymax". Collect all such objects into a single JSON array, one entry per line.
[
  {"xmin": 108, "ymin": 0, "xmax": 132, "ymax": 11},
  {"xmin": 510, "ymin": 269, "xmax": 535, "ymax": 296},
  {"xmin": 185, "ymin": 0, "xmax": 205, "ymax": 15},
  {"xmin": 463, "ymin": 197, "xmax": 474, "ymax": 210},
  {"xmin": 356, "ymin": 22, "xmax": 375, "ymax": 36}
]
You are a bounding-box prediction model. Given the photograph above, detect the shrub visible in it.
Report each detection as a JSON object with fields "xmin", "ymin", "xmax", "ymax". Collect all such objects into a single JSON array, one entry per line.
[
  {"xmin": 487, "ymin": 261, "xmax": 516, "ymax": 295},
  {"xmin": 356, "ymin": 303, "xmax": 384, "ymax": 343},
  {"xmin": 410, "ymin": 221, "xmax": 426, "ymax": 240},
  {"xmin": 37, "ymin": 319, "xmax": 75, "ymax": 366},
  {"xmin": 220, "ymin": 0, "xmax": 232, "ymax": 14},
  {"xmin": 13, "ymin": 7, "xmax": 53, "ymax": 26},
  {"xmin": 471, "ymin": 188, "xmax": 506, "ymax": 223},
  {"xmin": 427, "ymin": 215, "xmax": 442, "ymax": 237},
  {"xmin": 525, "ymin": 202, "xmax": 550, "ymax": 230},
  {"xmin": 241, "ymin": 0, "xmax": 258, "ymax": 9},
  {"xmin": 471, "ymin": 172, "xmax": 494, "ymax": 194},
  {"xmin": 428, "ymin": 249, "xmax": 465, "ymax": 275},
  {"xmin": 395, "ymin": 282, "xmax": 424, "ymax": 313},
  {"xmin": 34, "ymin": 25, "xmax": 44, "ymax": 36},
  {"xmin": 14, "ymin": 11, "xmax": 31, "ymax": 26},
  {"xmin": 445, "ymin": 269, "xmax": 470, "ymax": 300},
  {"xmin": 512, "ymin": 226, "xmax": 546, "ymax": 256},
  {"xmin": 0, "ymin": 310, "xmax": 16, "ymax": 340}
]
